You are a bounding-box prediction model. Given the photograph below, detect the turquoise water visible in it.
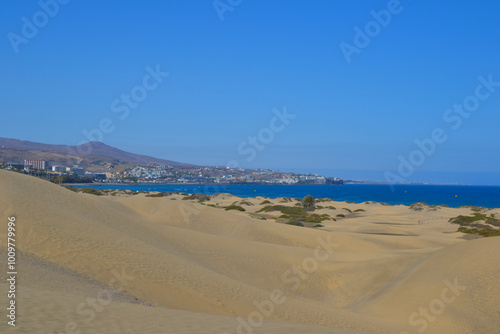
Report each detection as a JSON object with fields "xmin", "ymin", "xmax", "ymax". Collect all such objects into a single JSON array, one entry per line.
[{"xmin": 74, "ymin": 184, "xmax": 500, "ymax": 208}]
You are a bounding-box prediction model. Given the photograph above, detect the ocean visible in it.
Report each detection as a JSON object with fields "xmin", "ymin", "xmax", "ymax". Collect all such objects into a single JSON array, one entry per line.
[{"xmin": 73, "ymin": 183, "xmax": 500, "ymax": 208}]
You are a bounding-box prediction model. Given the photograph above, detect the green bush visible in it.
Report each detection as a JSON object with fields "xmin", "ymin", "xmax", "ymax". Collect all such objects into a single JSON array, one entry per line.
[
  {"xmin": 182, "ymin": 193, "xmax": 210, "ymax": 201},
  {"xmin": 250, "ymin": 214, "xmax": 267, "ymax": 220},
  {"xmin": 225, "ymin": 205, "xmax": 246, "ymax": 212},
  {"xmin": 457, "ymin": 227, "xmax": 500, "ymax": 237},
  {"xmin": 286, "ymin": 221, "xmax": 304, "ymax": 227},
  {"xmin": 257, "ymin": 205, "xmax": 306, "ymax": 216},
  {"xmin": 450, "ymin": 213, "xmax": 500, "ymax": 227},
  {"xmin": 305, "ymin": 219, "xmax": 321, "ymax": 223},
  {"xmin": 79, "ymin": 188, "xmax": 103, "ymax": 196},
  {"xmin": 301, "ymin": 195, "xmax": 316, "ymax": 211},
  {"xmin": 145, "ymin": 192, "xmax": 166, "ymax": 197}
]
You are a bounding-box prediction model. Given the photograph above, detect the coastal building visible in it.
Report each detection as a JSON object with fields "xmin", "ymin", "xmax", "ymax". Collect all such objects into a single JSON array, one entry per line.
[
  {"xmin": 52, "ymin": 165, "xmax": 66, "ymax": 172},
  {"xmin": 70, "ymin": 167, "xmax": 85, "ymax": 176},
  {"xmin": 24, "ymin": 160, "xmax": 47, "ymax": 170}
]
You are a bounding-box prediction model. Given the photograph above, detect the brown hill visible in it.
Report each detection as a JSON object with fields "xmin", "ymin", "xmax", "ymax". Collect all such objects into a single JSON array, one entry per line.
[{"xmin": 0, "ymin": 137, "xmax": 194, "ymax": 171}]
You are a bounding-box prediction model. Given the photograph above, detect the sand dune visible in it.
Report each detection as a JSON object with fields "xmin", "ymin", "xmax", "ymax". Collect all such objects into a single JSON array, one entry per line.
[{"xmin": 0, "ymin": 170, "xmax": 499, "ymax": 333}]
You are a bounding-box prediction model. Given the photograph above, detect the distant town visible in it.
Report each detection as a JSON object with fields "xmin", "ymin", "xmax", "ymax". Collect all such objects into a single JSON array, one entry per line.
[{"xmin": 0, "ymin": 159, "xmax": 344, "ymax": 185}]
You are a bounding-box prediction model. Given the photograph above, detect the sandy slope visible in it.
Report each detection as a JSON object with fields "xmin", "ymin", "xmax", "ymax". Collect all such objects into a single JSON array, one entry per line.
[{"xmin": 0, "ymin": 170, "xmax": 498, "ymax": 334}]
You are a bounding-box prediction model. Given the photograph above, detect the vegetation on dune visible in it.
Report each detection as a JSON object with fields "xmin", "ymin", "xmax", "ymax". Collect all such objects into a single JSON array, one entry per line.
[
  {"xmin": 458, "ymin": 206, "xmax": 487, "ymax": 212},
  {"xmin": 260, "ymin": 200, "xmax": 272, "ymax": 205},
  {"xmin": 457, "ymin": 226, "xmax": 500, "ymax": 237},
  {"xmin": 449, "ymin": 213, "xmax": 500, "ymax": 227},
  {"xmin": 409, "ymin": 202, "xmax": 440, "ymax": 211},
  {"xmin": 257, "ymin": 205, "xmax": 306, "ymax": 215},
  {"xmin": 258, "ymin": 203, "xmax": 333, "ymax": 228},
  {"xmin": 353, "ymin": 209, "xmax": 366, "ymax": 212},
  {"xmin": 336, "ymin": 214, "xmax": 345, "ymax": 218},
  {"xmin": 249, "ymin": 214, "xmax": 267, "ymax": 220},
  {"xmin": 301, "ymin": 195, "xmax": 316, "ymax": 211},
  {"xmin": 315, "ymin": 198, "xmax": 333, "ymax": 203},
  {"xmin": 145, "ymin": 192, "xmax": 169, "ymax": 197},
  {"xmin": 78, "ymin": 187, "xmax": 104, "ymax": 196},
  {"xmin": 450, "ymin": 213, "xmax": 500, "ymax": 237},
  {"xmin": 286, "ymin": 221, "xmax": 304, "ymax": 227},
  {"xmin": 224, "ymin": 205, "xmax": 246, "ymax": 212},
  {"xmin": 182, "ymin": 193, "xmax": 210, "ymax": 202}
]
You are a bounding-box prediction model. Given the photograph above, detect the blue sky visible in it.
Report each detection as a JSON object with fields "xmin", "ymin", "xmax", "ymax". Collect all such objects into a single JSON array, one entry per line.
[{"xmin": 1, "ymin": 1, "xmax": 499, "ymax": 184}]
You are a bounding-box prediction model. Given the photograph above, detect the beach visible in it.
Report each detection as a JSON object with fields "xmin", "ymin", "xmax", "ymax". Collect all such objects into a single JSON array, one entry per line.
[{"xmin": 1, "ymin": 169, "xmax": 499, "ymax": 333}]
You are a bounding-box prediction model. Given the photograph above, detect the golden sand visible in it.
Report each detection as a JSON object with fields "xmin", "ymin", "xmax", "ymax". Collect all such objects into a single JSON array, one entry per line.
[{"xmin": 0, "ymin": 170, "xmax": 498, "ymax": 333}]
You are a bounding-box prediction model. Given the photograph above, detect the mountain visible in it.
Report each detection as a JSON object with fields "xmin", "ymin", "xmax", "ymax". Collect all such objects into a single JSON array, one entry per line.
[{"xmin": 0, "ymin": 137, "xmax": 194, "ymax": 171}]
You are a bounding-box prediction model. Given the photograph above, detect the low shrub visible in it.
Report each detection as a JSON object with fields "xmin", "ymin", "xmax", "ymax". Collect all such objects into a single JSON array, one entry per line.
[
  {"xmin": 145, "ymin": 192, "xmax": 167, "ymax": 197},
  {"xmin": 79, "ymin": 188, "xmax": 103, "ymax": 196},
  {"xmin": 225, "ymin": 205, "xmax": 246, "ymax": 212},
  {"xmin": 286, "ymin": 221, "xmax": 304, "ymax": 227},
  {"xmin": 182, "ymin": 193, "xmax": 210, "ymax": 202}
]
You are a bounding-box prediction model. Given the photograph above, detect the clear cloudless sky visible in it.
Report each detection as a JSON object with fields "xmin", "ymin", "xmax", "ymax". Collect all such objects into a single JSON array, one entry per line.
[{"xmin": 1, "ymin": 0, "xmax": 499, "ymax": 185}]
